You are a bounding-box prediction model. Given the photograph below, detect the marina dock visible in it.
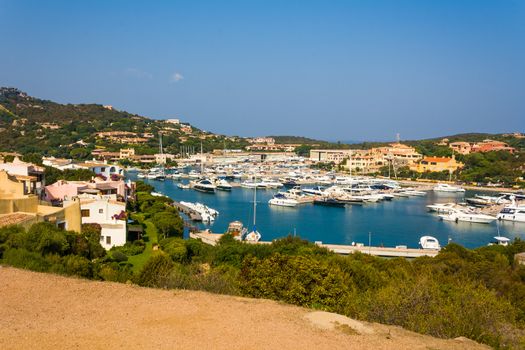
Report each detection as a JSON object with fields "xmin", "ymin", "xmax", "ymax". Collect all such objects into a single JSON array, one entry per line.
[
  {"xmin": 190, "ymin": 231, "xmax": 439, "ymax": 258},
  {"xmin": 172, "ymin": 201, "xmax": 204, "ymax": 221}
]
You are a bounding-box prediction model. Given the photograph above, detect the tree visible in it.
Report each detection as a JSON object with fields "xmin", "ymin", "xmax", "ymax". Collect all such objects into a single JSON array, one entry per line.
[{"xmin": 153, "ymin": 212, "xmax": 184, "ymax": 239}]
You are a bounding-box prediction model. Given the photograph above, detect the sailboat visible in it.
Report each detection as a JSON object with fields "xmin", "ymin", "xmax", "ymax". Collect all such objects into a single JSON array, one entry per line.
[
  {"xmin": 244, "ymin": 180, "xmax": 261, "ymax": 242},
  {"xmin": 147, "ymin": 132, "xmax": 166, "ymax": 180}
]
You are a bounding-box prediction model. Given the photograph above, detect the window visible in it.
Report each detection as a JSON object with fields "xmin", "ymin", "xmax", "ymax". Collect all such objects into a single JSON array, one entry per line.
[
  {"xmin": 100, "ymin": 236, "xmax": 104, "ymax": 242},
  {"xmin": 99, "ymin": 209, "xmax": 104, "ymax": 214},
  {"xmin": 81, "ymin": 209, "xmax": 90, "ymax": 217},
  {"xmin": 106, "ymin": 236, "xmax": 111, "ymax": 245},
  {"xmin": 101, "ymin": 167, "xmax": 106, "ymax": 172},
  {"xmin": 57, "ymin": 222, "xmax": 66, "ymax": 230}
]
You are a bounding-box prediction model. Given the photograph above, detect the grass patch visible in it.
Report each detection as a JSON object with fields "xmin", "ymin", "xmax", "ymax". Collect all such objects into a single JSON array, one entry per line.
[{"xmin": 127, "ymin": 220, "xmax": 158, "ymax": 273}]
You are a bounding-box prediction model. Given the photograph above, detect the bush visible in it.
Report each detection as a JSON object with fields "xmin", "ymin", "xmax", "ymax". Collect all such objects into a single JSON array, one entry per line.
[
  {"xmin": 165, "ymin": 263, "xmax": 239, "ymax": 295},
  {"xmin": 160, "ymin": 238, "xmax": 188, "ymax": 263},
  {"xmin": 2, "ymin": 248, "xmax": 51, "ymax": 272},
  {"xmin": 136, "ymin": 253, "xmax": 174, "ymax": 288},
  {"xmin": 111, "ymin": 251, "xmax": 128, "ymax": 263},
  {"xmin": 239, "ymin": 253, "xmax": 352, "ymax": 311},
  {"xmin": 62, "ymin": 255, "xmax": 93, "ymax": 278}
]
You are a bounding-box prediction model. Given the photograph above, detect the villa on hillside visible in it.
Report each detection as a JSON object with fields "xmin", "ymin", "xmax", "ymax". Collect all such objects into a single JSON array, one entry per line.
[
  {"xmin": 64, "ymin": 194, "xmax": 127, "ymax": 250},
  {"xmin": 449, "ymin": 139, "xmax": 516, "ymax": 155},
  {"xmin": 0, "ymin": 157, "xmax": 45, "ymax": 196},
  {"xmin": 0, "ymin": 170, "xmax": 81, "ymax": 231},
  {"xmin": 410, "ymin": 155, "xmax": 464, "ymax": 173},
  {"xmin": 310, "ymin": 143, "xmax": 422, "ymax": 173},
  {"xmin": 449, "ymin": 141, "xmax": 472, "ymax": 155}
]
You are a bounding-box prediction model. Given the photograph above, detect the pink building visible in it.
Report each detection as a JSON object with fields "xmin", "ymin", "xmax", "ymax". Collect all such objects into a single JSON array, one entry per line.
[{"xmin": 45, "ymin": 178, "xmax": 131, "ymax": 204}]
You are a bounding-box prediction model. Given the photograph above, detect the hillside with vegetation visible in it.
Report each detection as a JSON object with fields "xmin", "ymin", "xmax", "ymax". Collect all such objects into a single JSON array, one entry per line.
[{"xmin": 0, "ymin": 87, "xmax": 248, "ymax": 159}]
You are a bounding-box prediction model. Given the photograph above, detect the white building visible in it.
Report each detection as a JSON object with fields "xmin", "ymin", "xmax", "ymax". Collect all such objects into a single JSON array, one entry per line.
[
  {"xmin": 166, "ymin": 118, "xmax": 180, "ymax": 124},
  {"xmin": 77, "ymin": 162, "xmax": 125, "ymax": 179},
  {"xmin": 65, "ymin": 194, "xmax": 127, "ymax": 250}
]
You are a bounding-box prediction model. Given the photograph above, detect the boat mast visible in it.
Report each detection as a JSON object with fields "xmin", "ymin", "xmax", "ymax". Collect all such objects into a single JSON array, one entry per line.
[
  {"xmin": 253, "ymin": 177, "xmax": 257, "ymax": 229},
  {"xmin": 200, "ymin": 141, "xmax": 204, "ymax": 174}
]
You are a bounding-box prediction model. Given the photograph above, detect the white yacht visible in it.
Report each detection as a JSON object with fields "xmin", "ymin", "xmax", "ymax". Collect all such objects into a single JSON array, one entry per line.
[
  {"xmin": 302, "ymin": 186, "xmax": 326, "ymax": 196},
  {"xmin": 497, "ymin": 202, "xmax": 525, "ymax": 223},
  {"xmin": 260, "ymin": 178, "xmax": 283, "ymax": 188},
  {"xmin": 268, "ymin": 193, "xmax": 298, "ymax": 207},
  {"xmin": 215, "ymin": 178, "xmax": 232, "ymax": 191},
  {"xmin": 426, "ymin": 202, "xmax": 461, "ymax": 214},
  {"xmin": 419, "ymin": 236, "xmax": 441, "ymax": 250},
  {"xmin": 191, "ymin": 179, "xmax": 216, "ymax": 193},
  {"xmin": 433, "ymin": 183, "xmax": 465, "ymax": 193},
  {"xmin": 439, "ymin": 209, "xmax": 497, "ymax": 224},
  {"xmin": 177, "ymin": 183, "xmax": 190, "ymax": 189},
  {"xmin": 400, "ymin": 189, "xmax": 427, "ymax": 196}
]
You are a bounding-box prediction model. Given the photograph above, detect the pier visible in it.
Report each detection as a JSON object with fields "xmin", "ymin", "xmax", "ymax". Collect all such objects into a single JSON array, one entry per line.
[
  {"xmin": 190, "ymin": 231, "xmax": 439, "ymax": 258},
  {"xmin": 172, "ymin": 201, "xmax": 204, "ymax": 221}
]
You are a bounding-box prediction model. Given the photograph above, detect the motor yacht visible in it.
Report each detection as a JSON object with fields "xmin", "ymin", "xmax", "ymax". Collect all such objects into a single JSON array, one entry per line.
[
  {"xmin": 433, "ymin": 183, "xmax": 465, "ymax": 193},
  {"xmin": 260, "ymin": 178, "xmax": 283, "ymax": 188},
  {"xmin": 268, "ymin": 193, "xmax": 298, "ymax": 207},
  {"xmin": 426, "ymin": 202, "xmax": 461, "ymax": 214},
  {"xmin": 302, "ymin": 186, "xmax": 326, "ymax": 196},
  {"xmin": 439, "ymin": 208, "xmax": 497, "ymax": 224},
  {"xmin": 313, "ymin": 198, "xmax": 346, "ymax": 207},
  {"xmin": 215, "ymin": 178, "xmax": 232, "ymax": 191},
  {"xmin": 191, "ymin": 179, "xmax": 216, "ymax": 193},
  {"xmin": 399, "ymin": 189, "xmax": 427, "ymax": 196},
  {"xmin": 419, "ymin": 236, "xmax": 441, "ymax": 250},
  {"xmin": 497, "ymin": 202, "xmax": 525, "ymax": 223}
]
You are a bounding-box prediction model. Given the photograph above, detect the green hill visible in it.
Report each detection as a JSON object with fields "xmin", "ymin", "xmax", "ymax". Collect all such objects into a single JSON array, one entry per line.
[{"xmin": 0, "ymin": 87, "xmax": 247, "ymax": 159}]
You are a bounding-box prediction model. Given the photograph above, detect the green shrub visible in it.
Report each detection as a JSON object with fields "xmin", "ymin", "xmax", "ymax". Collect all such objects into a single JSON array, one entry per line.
[
  {"xmin": 2, "ymin": 248, "xmax": 50, "ymax": 272},
  {"xmin": 62, "ymin": 255, "xmax": 92, "ymax": 278},
  {"xmin": 136, "ymin": 253, "xmax": 174, "ymax": 288},
  {"xmin": 111, "ymin": 250, "xmax": 128, "ymax": 263}
]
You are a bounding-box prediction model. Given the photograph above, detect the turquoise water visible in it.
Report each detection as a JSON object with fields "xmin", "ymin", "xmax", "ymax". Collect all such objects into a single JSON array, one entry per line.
[{"xmin": 131, "ymin": 174, "xmax": 525, "ymax": 249}]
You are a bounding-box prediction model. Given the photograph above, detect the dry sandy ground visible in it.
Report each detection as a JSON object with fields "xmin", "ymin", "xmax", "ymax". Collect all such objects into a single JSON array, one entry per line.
[{"xmin": 0, "ymin": 266, "xmax": 489, "ymax": 350}]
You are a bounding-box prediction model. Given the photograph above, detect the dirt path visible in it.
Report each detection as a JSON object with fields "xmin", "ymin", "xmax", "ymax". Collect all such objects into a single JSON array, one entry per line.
[{"xmin": 0, "ymin": 266, "xmax": 489, "ymax": 350}]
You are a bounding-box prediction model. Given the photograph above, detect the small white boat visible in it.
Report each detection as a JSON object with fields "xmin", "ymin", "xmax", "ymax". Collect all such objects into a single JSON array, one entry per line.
[
  {"xmin": 177, "ymin": 183, "xmax": 190, "ymax": 189},
  {"xmin": 268, "ymin": 193, "xmax": 298, "ymax": 207},
  {"xmin": 433, "ymin": 183, "xmax": 465, "ymax": 193},
  {"xmin": 419, "ymin": 236, "xmax": 441, "ymax": 250},
  {"xmin": 400, "ymin": 189, "xmax": 427, "ymax": 196},
  {"xmin": 489, "ymin": 236, "xmax": 511, "ymax": 246},
  {"xmin": 244, "ymin": 229, "xmax": 261, "ymax": 242},
  {"xmin": 439, "ymin": 209, "xmax": 497, "ymax": 224}
]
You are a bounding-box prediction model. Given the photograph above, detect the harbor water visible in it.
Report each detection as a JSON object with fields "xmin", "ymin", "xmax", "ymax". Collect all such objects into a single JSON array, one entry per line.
[{"xmin": 130, "ymin": 174, "xmax": 525, "ymax": 249}]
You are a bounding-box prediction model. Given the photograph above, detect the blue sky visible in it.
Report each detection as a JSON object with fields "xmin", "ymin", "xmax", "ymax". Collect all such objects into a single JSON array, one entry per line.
[{"xmin": 1, "ymin": 0, "xmax": 524, "ymax": 141}]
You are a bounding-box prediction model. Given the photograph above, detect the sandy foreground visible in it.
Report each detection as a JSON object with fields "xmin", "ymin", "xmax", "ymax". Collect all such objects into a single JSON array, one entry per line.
[{"xmin": 0, "ymin": 266, "xmax": 489, "ymax": 350}]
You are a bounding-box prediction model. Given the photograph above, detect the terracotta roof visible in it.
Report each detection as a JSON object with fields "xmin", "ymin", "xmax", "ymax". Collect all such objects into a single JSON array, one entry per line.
[
  {"xmin": 0, "ymin": 213, "xmax": 35, "ymax": 227},
  {"xmin": 422, "ymin": 157, "xmax": 454, "ymax": 163}
]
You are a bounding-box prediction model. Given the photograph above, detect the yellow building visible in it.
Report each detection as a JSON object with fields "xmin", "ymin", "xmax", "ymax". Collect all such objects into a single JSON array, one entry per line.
[
  {"xmin": 0, "ymin": 170, "xmax": 81, "ymax": 231},
  {"xmin": 410, "ymin": 155, "xmax": 464, "ymax": 173}
]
